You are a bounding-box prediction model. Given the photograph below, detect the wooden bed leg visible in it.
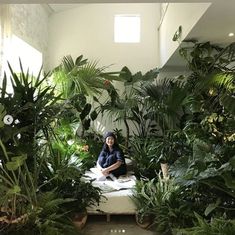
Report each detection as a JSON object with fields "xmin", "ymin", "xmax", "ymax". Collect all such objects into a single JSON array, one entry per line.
[{"xmin": 106, "ymin": 213, "xmax": 111, "ymax": 222}]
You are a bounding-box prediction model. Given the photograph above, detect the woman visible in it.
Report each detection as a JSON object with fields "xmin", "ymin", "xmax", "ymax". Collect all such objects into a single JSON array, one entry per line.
[{"xmin": 97, "ymin": 131, "xmax": 127, "ymax": 178}]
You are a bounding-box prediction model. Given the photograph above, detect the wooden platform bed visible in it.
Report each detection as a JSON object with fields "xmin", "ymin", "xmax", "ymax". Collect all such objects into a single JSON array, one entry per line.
[{"xmin": 84, "ymin": 169, "xmax": 137, "ymax": 222}]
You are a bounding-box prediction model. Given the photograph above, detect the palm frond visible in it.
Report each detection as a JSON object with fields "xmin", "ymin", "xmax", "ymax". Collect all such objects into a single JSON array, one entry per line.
[
  {"xmin": 52, "ymin": 55, "xmax": 120, "ymax": 98},
  {"xmin": 195, "ymin": 72, "xmax": 235, "ymax": 93}
]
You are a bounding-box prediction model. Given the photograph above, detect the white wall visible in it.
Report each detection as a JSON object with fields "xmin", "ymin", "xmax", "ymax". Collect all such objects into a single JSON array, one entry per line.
[
  {"xmin": 47, "ymin": 3, "xmax": 160, "ymax": 135},
  {"xmin": 158, "ymin": 3, "xmax": 210, "ymax": 68},
  {"xmin": 10, "ymin": 4, "xmax": 49, "ymax": 66},
  {"xmin": 1, "ymin": 5, "xmax": 48, "ymax": 91},
  {"xmin": 47, "ymin": 3, "xmax": 160, "ymax": 73}
]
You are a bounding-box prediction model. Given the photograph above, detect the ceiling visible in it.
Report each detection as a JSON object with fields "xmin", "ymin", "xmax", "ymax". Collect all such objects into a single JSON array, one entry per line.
[
  {"xmin": 48, "ymin": 4, "xmax": 77, "ymax": 12},
  {"xmin": 185, "ymin": 1, "xmax": 235, "ymax": 45},
  {"xmin": 163, "ymin": 0, "xmax": 235, "ymax": 69},
  {"xmin": 4, "ymin": 0, "xmax": 234, "ymax": 69},
  {"xmin": 2, "ymin": 0, "xmax": 220, "ymax": 3}
]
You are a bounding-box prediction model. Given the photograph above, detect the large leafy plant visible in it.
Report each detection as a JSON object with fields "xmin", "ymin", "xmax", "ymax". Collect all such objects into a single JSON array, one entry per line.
[
  {"xmin": 100, "ymin": 66, "xmax": 159, "ymax": 149},
  {"xmin": 132, "ymin": 176, "xmax": 192, "ymax": 234},
  {"xmin": 51, "ymin": 55, "xmax": 119, "ymax": 138},
  {"xmin": 52, "ymin": 54, "xmax": 119, "ymax": 98},
  {"xmin": 167, "ymin": 41, "xmax": 235, "ymax": 228},
  {"xmin": 40, "ymin": 133, "xmax": 102, "ymax": 215},
  {"xmin": 130, "ymin": 136, "xmax": 160, "ymax": 179},
  {"xmin": 132, "ymin": 80, "xmax": 187, "ymax": 167},
  {"xmin": 0, "ymin": 61, "xmax": 60, "ymax": 168},
  {"xmin": 131, "ymin": 41, "xmax": 235, "ymax": 233},
  {"xmin": 0, "ymin": 61, "xmax": 97, "ymax": 234},
  {"xmin": 0, "ymin": 135, "xmax": 78, "ymax": 234}
]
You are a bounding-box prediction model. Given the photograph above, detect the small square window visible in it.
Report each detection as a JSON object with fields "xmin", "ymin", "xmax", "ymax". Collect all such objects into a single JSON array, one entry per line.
[{"xmin": 114, "ymin": 15, "xmax": 140, "ymax": 43}]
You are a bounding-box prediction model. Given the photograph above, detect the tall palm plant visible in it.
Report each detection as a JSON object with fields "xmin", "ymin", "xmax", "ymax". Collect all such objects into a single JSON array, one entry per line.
[
  {"xmin": 52, "ymin": 54, "xmax": 119, "ymax": 98},
  {"xmin": 52, "ymin": 55, "xmax": 120, "ymax": 137},
  {"xmin": 100, "ymin": 66, "xmax": 159, "ymax": 149},
  {"xmin": 138, "ymin": 80, "xmax": 187, "ymax": 163}
]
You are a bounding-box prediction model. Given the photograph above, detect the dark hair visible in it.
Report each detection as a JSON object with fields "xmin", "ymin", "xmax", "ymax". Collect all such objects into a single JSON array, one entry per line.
[
  {"xmin": 102, "ymin": 131, "xmax": 120, "ymax": 152},
  {"xmin": 103, "ymin": 131, "xmax": 116, "ymax": 140}
]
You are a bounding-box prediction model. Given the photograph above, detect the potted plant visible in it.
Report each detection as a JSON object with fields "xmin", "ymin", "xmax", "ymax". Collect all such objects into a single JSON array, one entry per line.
[
  {"xmin": 132, "ymin": 179, "xmax": 155, "ymax": 229},
  {"xmin": 58, "ymin": 176, "xmax": 101, "ymax": 229},
  {"xmin": 132, "ymin": 175, "xmax": 184, "ymax": 234},
  {"xmin": 39, "ymin": 137, "xmax": 102, "ymax": 230},
  {"xmin": 0, "ymin": 61, "xmax": 96, "ymax": 234},
  {"xmin": 130, "ymin": 136, "xmax": 160, "ymax": 179}
]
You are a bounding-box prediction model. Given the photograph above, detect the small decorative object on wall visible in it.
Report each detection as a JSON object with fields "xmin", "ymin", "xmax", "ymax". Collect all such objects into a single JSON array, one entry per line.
[{"xmin": 172, "ymin": 25, "xmax": 182, "ymax": 42}]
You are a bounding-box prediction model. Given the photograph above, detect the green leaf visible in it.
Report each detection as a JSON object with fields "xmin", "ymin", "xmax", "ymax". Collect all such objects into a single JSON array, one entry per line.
[
  {"xmin": 1, "ymin": 73, "xmax": 7, "ymax": 98},
  {"xmin": 229, "ymin": 156, "xmax": 235, "ymax": 168},
  {"xmin": 221, "ymin": 173, "xmax": 235, "ymax": 190},
  {"xmin": 6, "ymin": 155, "xmax": 27, "ymax": 171},
  {"xmin": 83, "ymin": 118, "xmax": 91, "ymax": 130},
  {"xmin": 172, "ymin": 25, "xmax": 182, "ymax": 42},
  {"xmin": 80, "ymin": 103, "xmax": 92, "ymax": 120},
  {"xmin": 0, "ymin": 104, "xmax": 6, "ymax": 128},
  {"xmin": 75, "ymin": 55, "xmax": 87, "ymax": 66},
  {"xmin": 90, "ymin": 110, "xmax": 98, "ymax": 121},
  {"xmin": 119, "ymin": 66, "xmax": 132, "ymax": 82},
  {"xmin": 204, "ymin": 198, "xmax": 220, "ymax": 216},
  {"xmin": 7, "ymin": 185, "xmax": 21, "ymax": 195}
]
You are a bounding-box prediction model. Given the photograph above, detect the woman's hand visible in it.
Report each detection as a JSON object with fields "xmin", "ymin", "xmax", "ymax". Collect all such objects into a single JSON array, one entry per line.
[
  {"xmin": 101, "ymin": 161, "xmax": 122, "ymax": 176},
  {"xmin": 101, "ymin": 168, "xmax": 109, "ymax": 176}
]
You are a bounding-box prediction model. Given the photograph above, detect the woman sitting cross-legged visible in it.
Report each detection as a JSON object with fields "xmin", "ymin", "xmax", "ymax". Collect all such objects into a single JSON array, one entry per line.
[{"xmin": 96, "ymin": 131, "xmax": 127, "ymax": 180}]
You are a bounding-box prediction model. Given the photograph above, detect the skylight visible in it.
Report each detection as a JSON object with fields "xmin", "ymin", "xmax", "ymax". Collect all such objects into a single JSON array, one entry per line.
[{"xmin": 114, "ymin": 15, "xmax": 141, "ymax": 43}]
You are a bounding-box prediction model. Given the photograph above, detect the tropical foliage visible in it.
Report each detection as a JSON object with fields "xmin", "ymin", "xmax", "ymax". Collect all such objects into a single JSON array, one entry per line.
[
  {"xmin": 0, "ymin": 40, "xmax": 234, "ymax": 234},
  {"xmin": 131, "ymin": 41, "xmax": 235, "ymax": 233},
  {"xmin": 100, "ymin": 66, "xmax": 159, "ymax": 149},
  {"xmin": 0, "ymin": 62, "xmax": 101, "ymax": 234}
]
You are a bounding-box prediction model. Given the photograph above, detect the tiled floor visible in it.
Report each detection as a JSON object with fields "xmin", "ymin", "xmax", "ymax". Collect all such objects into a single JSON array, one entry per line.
[{"xmin": 81, "ymin": 214, "xmax": 157, "ymax": 235}]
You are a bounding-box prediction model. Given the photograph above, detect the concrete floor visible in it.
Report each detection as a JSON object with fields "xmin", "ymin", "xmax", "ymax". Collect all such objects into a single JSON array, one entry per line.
[{"xmin": 81, "ymin": 214, "xmax": 157, "ymax": 235}]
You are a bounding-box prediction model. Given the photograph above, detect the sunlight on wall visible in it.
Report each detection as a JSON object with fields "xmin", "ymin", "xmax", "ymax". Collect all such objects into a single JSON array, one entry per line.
[
  {"xmin": 4, "ymin": 35, "xmax": 42, "ymax": 75},
  {"xmin": 2, "ymin": 35, "xmax": 42, "ymax": 93},
  {"xmin": 94, "ymin": 120, "xmax": 106, "ymax": 134}
]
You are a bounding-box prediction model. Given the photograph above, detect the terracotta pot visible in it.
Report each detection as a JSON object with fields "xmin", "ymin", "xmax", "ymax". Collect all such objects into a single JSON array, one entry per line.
[
  {"xmin": 72, "ymin": 211, "xmax": 88, "ymax": 230},
  {"xmin": 135, "ymin": 213, "xmax": 152, "ymax": 229}
]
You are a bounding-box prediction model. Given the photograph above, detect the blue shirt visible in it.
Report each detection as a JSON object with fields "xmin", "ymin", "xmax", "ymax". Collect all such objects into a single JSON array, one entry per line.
[{"xmin": 98, "ymin": 147, "xmax": 126, "ymax": 168}]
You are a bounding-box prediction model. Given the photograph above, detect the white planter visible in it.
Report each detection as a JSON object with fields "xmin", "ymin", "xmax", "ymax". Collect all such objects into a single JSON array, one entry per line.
[{"xmin": 160, "ymin": 163, "xmax": 169, "ymax": 179}]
